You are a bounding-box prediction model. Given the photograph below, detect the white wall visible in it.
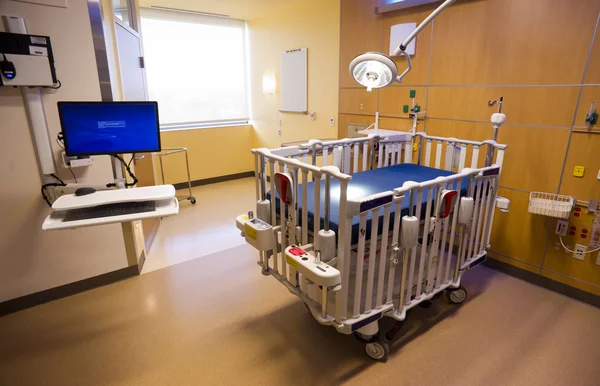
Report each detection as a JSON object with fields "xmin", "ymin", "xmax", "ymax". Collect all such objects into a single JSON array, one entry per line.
[{"xmin": 0, "ymin": 0, "xmax": 128, "ymax": 302}]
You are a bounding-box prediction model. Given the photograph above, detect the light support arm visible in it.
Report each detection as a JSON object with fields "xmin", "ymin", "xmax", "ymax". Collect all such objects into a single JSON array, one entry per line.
[
  {"xmin": 350, "ymin": 0, "xmax": 455, "ymax": 90},
  {"xmin": 395, "ymin": 0, "xmax": 456, "ymax": 54}
]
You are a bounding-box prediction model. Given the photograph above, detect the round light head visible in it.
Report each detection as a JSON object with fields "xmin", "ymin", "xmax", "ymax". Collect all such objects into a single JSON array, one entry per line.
[{"xmin": 349, "ymin": 52, "xmax": 398, "ymax": 91}]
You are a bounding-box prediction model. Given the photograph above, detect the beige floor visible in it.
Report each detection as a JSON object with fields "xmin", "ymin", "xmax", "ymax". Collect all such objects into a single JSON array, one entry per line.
[
  {"xmin": 142, "ymin": 178, "xmax": 256, "ymax": 273},
  {"xmin": 2, "ymin": 178, "xmax": 600, "ymax": 385},
  {"xmin": 2, "ymin": 250, "xmax": 600, "ymax": 385}
]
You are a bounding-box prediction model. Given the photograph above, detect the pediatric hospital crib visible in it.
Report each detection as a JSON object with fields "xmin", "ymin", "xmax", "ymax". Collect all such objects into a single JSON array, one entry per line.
[{"xmin": 237, "ymin": 132, "xmax": 507, "ymax": 361}]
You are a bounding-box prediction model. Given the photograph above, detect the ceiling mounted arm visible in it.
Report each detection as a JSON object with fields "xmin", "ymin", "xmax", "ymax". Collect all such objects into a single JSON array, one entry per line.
[{"xmin": 350, "ymin": 0, "xmax": 455, "ymax": 91}]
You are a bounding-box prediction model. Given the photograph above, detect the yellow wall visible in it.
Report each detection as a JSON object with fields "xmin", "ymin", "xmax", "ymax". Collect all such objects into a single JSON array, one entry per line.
[
  {"xmin": 248, "ymin": 0, "xmax": 341, "ymax": 149},
  {"xmin": 0, "ymin": 1, "xmax": 128, "ymax": 302},
  {"xmin": 339, "ymin": 0, "xmax": 600, "ymax": 295},
  {"xmin": 158, "ymin": 125, "xmax": 255, "ymax": 184}
]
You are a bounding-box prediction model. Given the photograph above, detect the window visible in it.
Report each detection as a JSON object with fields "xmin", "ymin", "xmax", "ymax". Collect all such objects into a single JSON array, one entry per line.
[{"xmin": 140, "ymin": 9, "xmax": 249, "ymax": 128}]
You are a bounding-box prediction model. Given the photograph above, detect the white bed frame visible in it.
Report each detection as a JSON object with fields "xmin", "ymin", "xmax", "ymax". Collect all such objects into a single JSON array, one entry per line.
[{"xmin": 238, "ymin": 132, "xmax": 507, "ymax": 361}]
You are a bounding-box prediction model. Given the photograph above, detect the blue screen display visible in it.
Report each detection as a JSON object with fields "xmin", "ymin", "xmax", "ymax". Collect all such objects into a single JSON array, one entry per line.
[{"xmin": 58, "ymin": 102, "xmax": 161, "ymax": 156}]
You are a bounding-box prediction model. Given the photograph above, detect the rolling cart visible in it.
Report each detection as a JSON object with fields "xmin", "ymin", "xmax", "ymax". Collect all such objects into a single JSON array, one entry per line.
[{"xmin": 156, "ymin": 147, "xmax": 196, "ymax": 204}]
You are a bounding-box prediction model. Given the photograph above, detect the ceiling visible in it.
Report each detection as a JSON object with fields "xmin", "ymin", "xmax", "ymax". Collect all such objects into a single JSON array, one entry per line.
[{"xmin": 137, "ymin": 0, "xmax": 309, "ymax": 20}]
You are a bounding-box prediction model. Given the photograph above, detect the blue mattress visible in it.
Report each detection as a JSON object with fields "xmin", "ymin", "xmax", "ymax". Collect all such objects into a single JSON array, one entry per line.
[{"xmin": 267, "ymin": 164, "xmax": 468, "ymax": 244}]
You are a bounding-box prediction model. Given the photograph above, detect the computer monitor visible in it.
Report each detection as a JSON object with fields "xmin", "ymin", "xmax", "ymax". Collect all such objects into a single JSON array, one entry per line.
[{"xmin": 58, "ymin": 101, "xmax": 161, "ymax": 157}]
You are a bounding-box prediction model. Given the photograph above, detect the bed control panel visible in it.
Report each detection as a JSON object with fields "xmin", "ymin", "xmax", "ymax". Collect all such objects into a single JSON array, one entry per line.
[
  {"xmin": 285, "ymin": 245, "xmax": 341, "ymax": 287},
  {"xmin": 236, "ymin": 214, "xmax": 274, "ymax": 251}
]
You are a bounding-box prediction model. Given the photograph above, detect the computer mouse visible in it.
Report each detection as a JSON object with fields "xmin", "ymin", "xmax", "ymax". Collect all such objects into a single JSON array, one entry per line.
[{"xmin": 75, "ymin": 187, "xmax": 96, "ymax": 196}]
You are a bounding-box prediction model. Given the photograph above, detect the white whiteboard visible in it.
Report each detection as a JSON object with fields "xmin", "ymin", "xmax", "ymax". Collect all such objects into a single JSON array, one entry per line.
[{"xmin": 281, "ymin": 48, "xmax": 307, "ymax": 113}]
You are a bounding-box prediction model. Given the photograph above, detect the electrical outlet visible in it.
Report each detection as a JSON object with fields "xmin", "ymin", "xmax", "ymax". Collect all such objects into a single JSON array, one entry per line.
[
  {"xmin": 573, "ymin": 244, "xmax": 586, "ymax": 260},
  {"xmin": 555, "ymin": 219, "xmax": 569, "ymax": 236},
  {"xmin": 329, "ymin": 117, "xmax": 335, "ymax": 127},
  {"xmin": 310, "ymin": 112, "xmax": 316, "ymax": 121}
]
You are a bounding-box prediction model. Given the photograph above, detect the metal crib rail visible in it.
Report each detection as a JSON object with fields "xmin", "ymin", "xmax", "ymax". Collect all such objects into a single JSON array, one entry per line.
[{"xmin": 248, "ymin": 132, "xmax": 506, "ymax": 338}]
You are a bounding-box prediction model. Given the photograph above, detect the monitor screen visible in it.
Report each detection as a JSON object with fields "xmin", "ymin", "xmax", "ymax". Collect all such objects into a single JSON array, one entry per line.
[{"xmin": 58, "ymin": 102, "xmax": 161, "ymax": 156}]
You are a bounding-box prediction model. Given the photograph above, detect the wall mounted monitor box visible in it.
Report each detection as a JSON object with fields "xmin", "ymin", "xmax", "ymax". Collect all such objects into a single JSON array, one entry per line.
[
  {"xmin": 58, "ymin": 102, "xmax": 162, "ymax": 157},
  {"xmin": 0, "ymin": 32, "xmax": 57, "ymax": 87}
]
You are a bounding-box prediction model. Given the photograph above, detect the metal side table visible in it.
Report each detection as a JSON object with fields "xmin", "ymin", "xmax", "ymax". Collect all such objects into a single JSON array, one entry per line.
[{"xmin": 155, "ymin": 147, "xmax": 196, "ymax": 204}]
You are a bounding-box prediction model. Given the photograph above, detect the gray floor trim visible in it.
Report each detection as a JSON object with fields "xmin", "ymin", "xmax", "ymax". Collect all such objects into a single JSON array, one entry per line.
[
  {"xmin": 0, "ymin": 265, "xmax": 139, "ymax": 317},
  {"xmin": 486, "ymin": 258, "xmax": 600, "ymax": 308},
  {"xmin": 172, "ymin": 171, "xmax": 254, "ymax": 190}
]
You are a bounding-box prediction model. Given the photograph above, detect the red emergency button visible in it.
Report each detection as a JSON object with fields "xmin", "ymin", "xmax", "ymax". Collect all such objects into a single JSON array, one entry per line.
[{"xmin": 288, "ymin": 247, "xmax": 306, "ymax": 256}]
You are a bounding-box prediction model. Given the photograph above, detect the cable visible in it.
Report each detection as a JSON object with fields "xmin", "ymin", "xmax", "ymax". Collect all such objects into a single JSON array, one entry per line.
[
  {"xmin": 41, "ymin": 174, "xmax": 67, "ymax": 207},
  {"xmin": 107, "ymin": 154, "xmax": 138, "ymax": 188},
  {"xmin": 559, "ymin": 236, "xmax": 600, "ymax": 254},
  {"xmin": 68, "ymin": 168, "xmax": 78, "ymax": 183},
  {"xmin": 55, "ymin": 135, "xmax": 77, "ymax": 182},
  {"xmin": 127, "ymin": 153, "xmax": 135, "ymax": 169}
]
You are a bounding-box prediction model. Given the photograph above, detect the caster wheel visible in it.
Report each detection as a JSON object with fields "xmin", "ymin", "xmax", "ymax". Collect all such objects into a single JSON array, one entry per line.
[
  {"xmin": 446, "ymin": 286, "xmax": 468, "ymax": 304},
  {"xmin": 365, "ymin": 341, "xmax": 389, "ymax": 362},
  {"xmin": 190, "ymin": 198, "xmax": 197, "ymax": 204}
]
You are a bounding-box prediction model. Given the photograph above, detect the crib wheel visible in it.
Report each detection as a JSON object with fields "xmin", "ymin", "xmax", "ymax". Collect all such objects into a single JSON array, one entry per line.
[
  {"xmin": 365, "ymin": 340, "xmax": 389, "ymax": 362},
  {"xmin": 446, "ymin": 286, "xmax": 468, "ymax": 304}
]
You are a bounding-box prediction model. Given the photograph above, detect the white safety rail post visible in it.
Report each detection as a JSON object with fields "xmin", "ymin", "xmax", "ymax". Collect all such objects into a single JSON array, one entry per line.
[
  {"xmin": 443, "ymin": 176, "xmax": 465, "ymax": 283},
  {"xmin": 343, "ymin": 143, "xmax": 351, "ymax": 174},
  {"xmin": 424, "ymin": 139, "xmax": 432, "ymax": 167},
  {"xmin": 404, "ymin": 138, "xmax": 413, "ymax": 164},
  {"xmin": 278, "ymin": 160, "xmax": 288, "ymax": 282},
  {"xmin": 444, "ymin": 141, "xmax": 456, "ymax": 171},
  {"xmin": 405, "ymin": 188, "xmax": 423, "ymax": 304},
  {"xmin": 353, "ymin": 142, "xmax": 360, "ymax": 173},
  {"xmin": 336, "ymin": 178, "xmax": 352, "ymax": 323},
  {"xmin": 456, "ymin": 175, "xmax": 477, "ymax": 281},
  {"xmin": 269, "ymin": 160, "xmax": 278, "ymax": 274},
  {"xmin": 386, "ymin": 194, "xmax": 405, "ymax": 305},
  {"xmin": 375, "ymin": 200, "xmax": 392, "ymax": 309},
  {"xmin": 434, "ymin": 140, "xmax": 442, "ymax": 169},
  {"xmin": 362, "ymin": 141, "xmax": 369, "ymax": 171},
  {"xmin": 347, "ymin": 191, "xmax": 395, "ymax": 318},
  {"xmin": 312, "ymin": 169, "xmax": 322, "ymax": 303},
  {"xmin": 415, "ymin": 186, "xmax": 434, "ymax": 297},
  {"xmin": 253, "ymin": 153, "xmax": 263, "ymax": 267},
  {"xmin": 471, "ymin": 145, "xmax": 480, "ymax": 169},
  {"xmin": 458, "ymin": 144, "xmax": 467, "ymax": 172}
]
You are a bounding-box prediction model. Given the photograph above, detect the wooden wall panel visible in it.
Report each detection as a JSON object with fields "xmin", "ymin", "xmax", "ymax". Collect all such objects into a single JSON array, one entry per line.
[
  {"xmin": 339, "ymin": 0, "xmax": 381, "ymax": 88},
  {"xmin": 339, "ymin": 0, "xmax": 600, "ymax": 297},
  {"xmin": 488, "ymin": 188, "xmax": 548, "ymax": 267},
  {"xmin": 543, "ymin": 209, "xmax": 600, "ymax": 290},
  {"xmin": 338, "ymin": 113, "xmax": 376, "ymax": 138},
  {"xmin": 427, "ymin": 86, "xmax": 580, "ymax": 127},
  {"xmin": 339, "ymin": 88, "xmax": 378, "ymax": 115},
  {"xmin": 378, "ymin": 116, "xmax": 416, "ymax": 132},
  {"xmin": 584, "ymin": 22, "xmax": 600, "ymax": 84},
  {"xmin": 381, "ymin": 5, "xmax": 436, "ymax": 86},
  {"xmin": 422, "ymin": 119, "xmax": 490, "ymax": 168},
  {"xmin": 379, "ymin": 86, "xmax": 427, "ymax": 117},
  {"xmin": 497, "ymin": 125, "xmax": 569, "ymax": 192},
  {"xmin": 559, "ymin": 132, "xmax": 600, "ymax": 200},
  {"xmin": 574, "ymin": 86, "xmax": 600, "ymax": 128},
  {"xmin": 429, "ymin": 0, "xmax": 599, "ymax": 85}
]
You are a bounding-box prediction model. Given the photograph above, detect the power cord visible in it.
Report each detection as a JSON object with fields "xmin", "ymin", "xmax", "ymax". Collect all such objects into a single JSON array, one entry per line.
[
  {"xmin": 106, "ymin": 154, "xmax": 138, "ymax": 188},
  {"xmin": 41, "ymin": 173, "xmax": 67, "ymax": 207},
  {"xmin": 559, "ymin": 236, "xmax": 600, "ymax": 254},
  {"xmin": 56, "ymin": 133, "xmax": 78, "ymax": 183}
]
